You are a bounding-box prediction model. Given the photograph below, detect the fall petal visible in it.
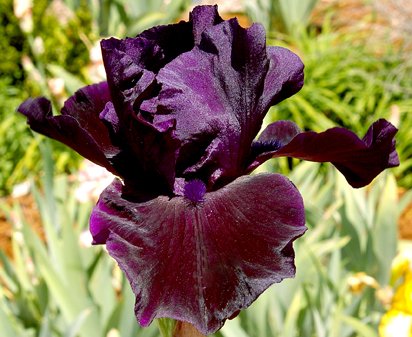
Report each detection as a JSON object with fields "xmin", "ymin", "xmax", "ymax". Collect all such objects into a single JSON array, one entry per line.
[
  {"xmin": 17, "ymin": 84, "xmax": 119, "ymax": 174},
  {"xmin": 90, "ymin": 173, "xmax": 306, "ymax": 334},
  {"xmin": 249, "ymin": 119, "xmax": 399, "ymax": 188}
]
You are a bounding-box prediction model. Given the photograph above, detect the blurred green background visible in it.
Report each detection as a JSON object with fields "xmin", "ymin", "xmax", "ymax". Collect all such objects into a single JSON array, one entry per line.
[{"xmin": 1, "ymin": 0, "xmax": 412, "ymax": 336}]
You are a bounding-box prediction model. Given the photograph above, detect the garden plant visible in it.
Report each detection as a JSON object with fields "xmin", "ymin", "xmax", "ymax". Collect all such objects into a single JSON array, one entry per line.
[{"xmin": 1, "ymin": 1, "xmax": 411, "ymax": 337}]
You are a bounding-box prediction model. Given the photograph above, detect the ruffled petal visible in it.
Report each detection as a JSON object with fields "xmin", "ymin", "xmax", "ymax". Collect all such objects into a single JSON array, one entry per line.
[
  {"xmin": 249, "ymin": 119, "xmax": 399, "ymax": 188},
  {"xmin": 100, "ymin": 5, "xmax": 222, "ymax": 123},
  {"xmin": 100, "ymin": 36, "xmax": 158, "ymax": 122},
  {"xmin": 17, "ymin": 83, "xmax": 119, "ymax": 174},
  {"xmin": 18, "ymin": 87, "xmax": 180, "ymax": 194},
  {"xmin": 97, "ymin": 6, "xmax": 224, "ymax": 191},
  {"xmin": 139, "ymin": 5, "xmax": 223, "ymax": 62},
  {"xmin": 140, "ymin": 19, "xmax": 303, "ymax": 188},
  {"xmin": 259, "ymin": 47, "xmax": 304, "ymax": 113},
  {"xmin": 90, "ymin": 173, "xmax": 306, "ymax": 335},
  {"xmin": 61, "ymin": 81, "xmax": 112, "ymax": 140}
]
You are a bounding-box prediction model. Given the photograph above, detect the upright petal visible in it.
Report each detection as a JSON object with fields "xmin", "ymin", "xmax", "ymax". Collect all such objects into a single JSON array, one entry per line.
[
  {"xmin": 249, "ymin": 119, "xmax": 399, "ymax": 187},
  {"xmin": 98, "ymin": 6, "xmax": 225, "ymax": 191},
  {"xmin": 140, "ymin": 19, "xmax": 303, "ymax": 188},
  {"xmin": 258, "ymin": 46, "xmax": 304, "ymax": 113},
  {"xmin": 90, "ymin": 173, "xmax": 306, "ymax": 335},
  {"xmin": 100, "ymin": 36, "xmax": 158, "ymax": 123},
  {"xmin": 139, "ymin": 5, "xmax": 223, "ymax": 63},
  {"xmin": 100, "ymin": 5, "xmax": 223, "ymax": 124}
]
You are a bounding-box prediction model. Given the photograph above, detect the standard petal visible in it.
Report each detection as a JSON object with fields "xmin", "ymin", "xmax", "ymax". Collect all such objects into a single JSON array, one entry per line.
[
  {"xmin": 17, "ymin": 84, "xmax": 120, "ymax": 174},
  {"xmin": 100, "ymin": 5, "xmax": 222, "ymax": 122},
  {"xmin": 100, "ymin": 36, "xmax": 158, "ymax": 120},
  {"xmin": 97, "ymin": 7, "xmax": 224, "ymax": 191},
  {"xmin": 249, "ymin": 119, "xmax": 399, "ymax": 188},
  {"xmin": 93, "ymin": 52, "xmax": 181, "ymax": 191},
  {"xmin": 90, "ymin": 173, "xmax": 306, "ymax": 335},
  {"xmin": 259, "ymin": 46, "xmax": 304, "ymax": 113},
  {"xmin": 139, "ymin": 5, "xmax": 223, "ymax": 63},
  {"xmin": 140, "ymin": 19, "xmax": 304, "ymax": 188}
]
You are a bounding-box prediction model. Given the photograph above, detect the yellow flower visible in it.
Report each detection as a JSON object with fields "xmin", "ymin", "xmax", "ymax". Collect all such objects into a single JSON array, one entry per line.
[
  {"xmin": 391, "ymin": 251, "xmax": 412, "ymax": 286},
  {"xmin": 379, "ymin": 310, "xmax": 412, "ymax": 337},
  {"xmin": 379, "ymin": 248, "xmax": 412, "ymax": 337},
  {"xmin": 392, "ymin": 272, "xmax": 412, "ymax": 314}
]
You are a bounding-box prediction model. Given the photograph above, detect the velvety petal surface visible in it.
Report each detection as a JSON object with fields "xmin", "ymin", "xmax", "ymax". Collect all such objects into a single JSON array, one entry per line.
[
  {"xmin": 100, "ymin": 36, "xmax": 158, "ymax": 123},
  {"xmin": 118, "ymin": 117, "xmax": 181, "ymax": 197},
  {"xmin": 249, "ymin": 119, "xmax": 399, "ymax": 188},
  {"xmin": 100, "ymin": 5, "xmax": 222, "ymax": 124},
  {"xmin": 90, "ymin": 173, "xmax": 306, "ymax": 335},
  {"xmin": 97, "ymin": 6, "xmax": 225, "ymax": 192},
  {"xmin": 259, "ymin": 47, "xmax": 305, "ymax": 113},
  {"xmin": 17, "ymin": 82, "xmax": 120, "ymax": 174},
  {"xmin": 140, "ymin": 18, "xmax": 304, "ymax": 188},
  {"xmin": 139, "ymin": 5, "xmax": 223, "ymax": 63}
]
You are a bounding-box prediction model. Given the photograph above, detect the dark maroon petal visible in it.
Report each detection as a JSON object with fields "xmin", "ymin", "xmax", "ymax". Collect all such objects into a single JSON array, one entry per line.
[
  {"xmin": 362, "ymin": 119, "xmax": 399, "ymax": 167},
  {"xmin": 139, "ymin": 5, "xmax": 223, "ymax": 64},
  {"xmin": 259, "ymin": 47, "xmax": 304, "ymax": 112},
  {"xmin": 100, "ymin": 5, "xmax": 222, "ymax": 123},
  {"xmin": 100, "ymin": 108, "xmax": 177, "ymax": 196},
  {"xmin": 98, "ymin": 38, "xmax": 183, "ymax": 192},
  {"xmin": 251, "ymin": 120, "xmax": 301, "ymax": 157},
  {"xmin": 188, "ymin": 5, "xmax": 223, "ymax": 45},
  {"xmin": 96, "ymin": 113, "xmax": 181, "ymax": 199},
  {"xmin": 141, "ymin": 19, "xmax": 304, "ymax": 188},
  {"xmin": 90, "ymin": 173, "xmax": 306, "ymax": 335},
  {"xmin": 60, "ymin": 82, "xmax": 120, "ymax": 158},
  {"xmin": 100, "ymin": 37, "xmax": 158, "ymax": 121},
  {"xmin": 17, "ymin": 83, "xmax": 119, "ymax": 174},
  {"xmin": 97, "ymin": 8, "xmax": 224, "ymax": 191},
  {"xmin": 249, "ymin": 119, "xmax": 399, "ymax": 188},
  {"xmin": 61, "ymin": 82, "xmax": 111, "ymax": 135},
  {"xmin": 121, "ymin": 117, "xmax": 181, "ymax": 196},
  {"xmin": 96, "ymin": 43, "xmax": 180, "ymax": 191}
]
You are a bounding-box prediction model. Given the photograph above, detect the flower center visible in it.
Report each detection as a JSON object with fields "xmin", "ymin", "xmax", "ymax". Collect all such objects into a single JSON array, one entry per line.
[{"xmin": 184, "ymin": 179, "xmax": 207, "ymax": 203}]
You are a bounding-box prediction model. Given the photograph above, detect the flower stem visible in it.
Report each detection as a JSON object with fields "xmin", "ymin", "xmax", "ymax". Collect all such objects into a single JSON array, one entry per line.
[
  {"xmin": 172, "ymin": 321, "xmax": 207, "ymax": 337},
  {"xmin": 157, "ymin": 319, "xmax": 207, "ymax": 337}
]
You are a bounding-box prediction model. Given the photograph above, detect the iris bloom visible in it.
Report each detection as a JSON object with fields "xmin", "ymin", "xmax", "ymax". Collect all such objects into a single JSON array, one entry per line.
[{"xmin": 18, "ymin": 5, "xmax": 399, "ymax": 335}]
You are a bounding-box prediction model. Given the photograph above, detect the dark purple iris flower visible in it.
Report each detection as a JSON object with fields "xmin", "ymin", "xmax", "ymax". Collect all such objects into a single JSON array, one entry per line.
[{"xmin": 18, "ymin": 5, "xmax": 399, "ymax": 335}]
